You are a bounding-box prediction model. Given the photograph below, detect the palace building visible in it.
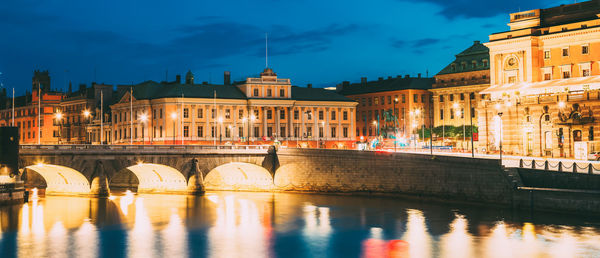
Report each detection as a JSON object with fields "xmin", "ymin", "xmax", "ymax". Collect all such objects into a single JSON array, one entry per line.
[
  {"xmin": 337, "ymin": 75, "xmax": 433, "ymax": 146},
  {"xmin": 108, "ymin": 69, "xmax": 358, "ymax": 148},
  {"xmin": 431, "ymin": 41, "xmax": 490, "ymax": 150},
  {"xmin": 479, "ymin": 0, "xmax": 600, "ymax": 158}
]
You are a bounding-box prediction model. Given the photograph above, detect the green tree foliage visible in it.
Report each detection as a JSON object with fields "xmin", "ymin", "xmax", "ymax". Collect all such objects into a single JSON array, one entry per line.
[{"xmin": 417, "ymin": 125, "xmax": 478, "ymax": 138}]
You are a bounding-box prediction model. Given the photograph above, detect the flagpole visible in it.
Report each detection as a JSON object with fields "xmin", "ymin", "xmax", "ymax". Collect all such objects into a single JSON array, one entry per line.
[
  {"xmin": 100, "ymin": 90, "xmax": 104, "ymax": 145},
  {"xmin": 130, "ymin": 87, "xmax": 133, "ymax": 145},
  {"xmin": 213, "ymin": 90, "xmax": 216, "ymax": 146},
  {"xmin": 38, "ymin": 83, "xmax": 41, "ymax": 145},
  {"xmin": 181, "ymin": 93, "xmax": 184, "ymax": 145},
  {"xmin": 12, "ymin": 88, "xmax": 15, "ymax": 127}
]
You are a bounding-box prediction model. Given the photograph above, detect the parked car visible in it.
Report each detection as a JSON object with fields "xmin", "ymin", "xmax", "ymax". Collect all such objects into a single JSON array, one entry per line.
[{"xmin": 588, "ymin": 151, "xmax": 600, "ymax": 161}]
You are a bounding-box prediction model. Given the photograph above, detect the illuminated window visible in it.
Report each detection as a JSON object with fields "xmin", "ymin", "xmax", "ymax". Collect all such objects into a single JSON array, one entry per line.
[
  {"xmin": 544, "ymin": 50, "xmax": 550, "ymax": 59},
  {"xmin": 267, "ymin": 110, "xmax": 272, "ymax": 119},
  {"xmin": 279, "ymin": 89, "xmax": 285, "ymax": 97},
  {"xmin": 331, "ymin": 111, "xmax": 336, "ymax": 120},
  {"xmin": 319, "ymin": 111, "xmax": 324, "ymax": 120},
  {"xmin": 197, "ymin": 108, "xmax": 203, "ymax": 118},
  {"xmin": 184, "ymin": 126, "xmax": 189, "ymax": 137},
  {"xmin": 440, "ymin": 95, "xmax": 444, "ymax": 102},
  {"xmin": 374, "ymin": 97, "xmax": 379, "ymax": 105},
  {"xmin": 267, "ymin": 89, "xmax": 272, "ymax": 97},
  {"xmin": 331, "ymin": 127, "xmax": 336, "ymax": 138},
  {"xmin": 343, "ymin": 127, "xmax": 348, "ymax": 138},
  {"xmin": 280, "ymin": 110, "xmax": 285, "ymax": 119},
  {"xmin": 508, "ymin": 76, "xmax": 517, "ymax": 83},
  {"xmin": 253, "ymin": 88, "xmax": 259, "ymax": 96},
  {"xmin": 294, "ymin": 110, "xmax": 299, "ymax": 120},
  {"xmin": 183, "ymin": 108, "xmax": 189, "ymax": 118},
  {"xmin": 239, "ymin": 109, "xmax": 243, "ymax": 119},
  {"xmin": 562, "ymin": 47, "xmax": 569, "ymax": 57},
  {"xmin": 563, "ymin": 71, "xmax": 571, "ymax": 79},
  {"xmin": 225, "ymin": 109, "xmax": 230, "ymax": 119},
  {"xmin": 582, "ymin": 45, "xmax": 589, "ymax": 55},
  {"xmin": 544, "ymin": 73, "xmax": 552, "ymax": 81},
  {"xmin": 583, "ymin": 69, "xmax": 590, "ymax": 77},
  {"xmin": 197, "ymin": 126, "xmax": 203, "ymax": 137},
  {"xmin": 343, "ymin": 111, "xmax": 348, "ymax": 120}
]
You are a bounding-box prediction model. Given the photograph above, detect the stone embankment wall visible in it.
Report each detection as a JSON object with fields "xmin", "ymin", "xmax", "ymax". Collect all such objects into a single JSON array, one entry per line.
[{"xmin": 274, "ymin": 149, "xmax": 515, "ymax": 205}]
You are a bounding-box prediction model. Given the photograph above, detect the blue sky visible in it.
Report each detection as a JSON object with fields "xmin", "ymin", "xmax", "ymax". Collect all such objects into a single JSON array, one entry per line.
[{"xmin": 0, "ymin": 0, "xmax": 570, "ymax": 94}]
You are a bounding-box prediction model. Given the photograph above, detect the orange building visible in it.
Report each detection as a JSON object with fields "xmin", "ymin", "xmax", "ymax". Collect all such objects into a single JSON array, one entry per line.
[
  {"xmin": 337, "ymin": 75, "xmax": 433, "ymax": 146},
  {"xmin": 0, "ymin": 71, "xmax": 64, "ymax": 144},
  {"xmin": 108, "ymin": 69, "xmax": 358, "ymax": 148},
  {"xmin": 479, "ymin": 0, "xmax": 600, "ymax": 158}
]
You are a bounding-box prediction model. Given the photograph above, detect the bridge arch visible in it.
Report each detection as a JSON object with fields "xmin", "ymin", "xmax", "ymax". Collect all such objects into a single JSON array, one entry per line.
[
  {"xmin": 204, "ymin": 162, "xmax": 273, "ymax": 191},
  {"xmin": 24, "ymin": 164, "xmax": 91, "ymax": 195},
  {"xmin": 110, "ymin": 163, "xmax": 188, "ymax": 193}
]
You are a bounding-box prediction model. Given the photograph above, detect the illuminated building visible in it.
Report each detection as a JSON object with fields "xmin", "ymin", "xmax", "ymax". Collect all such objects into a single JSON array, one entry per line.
[
  {"xmin": 59, "ymin": 83, "xmax": 113, "ymax": 144},
  {"xmin": 479, "ymin": 0, "xmax": 600, "ymax": 158},
  {"xmin": 0, "ymin": 71, "xmax": 63, "ymax": 144},
  {"xmin": 337, "ymin": 75, "xmax": 433, "ymax": 144},
  {"xmin": 109, "ymin": 69, "xmax": 357, "ymax": 148},
  {"xmin": 431, "ymin": 41, "xmax": 490, "ymax": 149}
]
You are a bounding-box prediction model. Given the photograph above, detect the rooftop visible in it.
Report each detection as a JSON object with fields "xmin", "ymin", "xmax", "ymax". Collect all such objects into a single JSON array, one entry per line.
[
  {"xmin": 337, "ymin": 76, "xmax": 434, "ymax": 96},
  {"xmin": 436, "ymin": 41, "xmax": 489, "ymax": 76}
]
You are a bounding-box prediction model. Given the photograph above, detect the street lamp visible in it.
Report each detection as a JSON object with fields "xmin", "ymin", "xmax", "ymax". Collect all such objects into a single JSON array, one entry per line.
[
  {"xmin": 393, "ymin": 98, "xmax": 398, "ymax": 152},
  {"xmin": 55, "ymin": 112, "xmax": 63, "ymax": 144},
  {"xmin": 171, "ymin": 112, "xmax": 177, "ymax": 145},
  {"xmin": 218, "ymin": 117, "xmax": 223, "ymax": 144},
  {"xmin": 82, "ymin": 109, "xmax": 91, "ymax": 144},
  {"xmin": 139, "ymin": 113, "xmax": 148, "ymax": 145},
  {"xmin": 498, "ymin": 112, "xmax": 503, "ymax": 163}
]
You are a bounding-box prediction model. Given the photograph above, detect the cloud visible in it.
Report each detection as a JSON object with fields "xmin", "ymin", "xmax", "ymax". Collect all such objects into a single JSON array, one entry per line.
[
  {"xmin": 390, "ymin": 37, "xmax": 440, "ymax": 52},
  {"xmin": 412, "ymin": 0, "xmax": 569, "ymax": 19}
]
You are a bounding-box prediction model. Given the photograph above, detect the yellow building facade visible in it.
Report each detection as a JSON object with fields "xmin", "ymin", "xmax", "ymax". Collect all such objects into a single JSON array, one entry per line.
[
  {"xmin": 109, "ymin": 69, "xmax": 358, "ymax": 148},
  {"xmin": 479, "ymin": 0, "xmax": 600, "ymax": 158}
]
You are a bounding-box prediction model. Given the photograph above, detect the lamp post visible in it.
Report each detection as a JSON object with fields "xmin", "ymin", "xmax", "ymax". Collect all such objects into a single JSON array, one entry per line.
[
  {"xmin": 498, "ymin": 112, "xmax": 503, "ymax": 164},
  {"xmin": 415, "ymin": 108, "xmax": 422, "ymax": 149},
  {"xmin": 469, "ymin": 93, "xmax": 474, "ymax": 158},
  {"xmin": 455, "ymin": 109, "xmax": 462, "ymax": 151},
  {"xmin": 394, "ymin": 98, "xmax": 398, "ymax": 152},
  {"xmin": 55, "ymin": 112, "xmax": 63, "ymax": 144},
  {"xmin": 319, "ymin": 121, "xmax": 325, "ymax": 148},
  {"xmin": 171, "ymin": 112, "xmax": 177, "ymax": 145},
  {"xmin": 218, "ymin": 117, "xmax": 223, "ymax": 144},
  {"xmin": 140, "ymin": 113, "xmax": 148, "ymax": 145},
  {"xmin": 83, "ymin": 110, "xmax": 91, "ymax": 144}
]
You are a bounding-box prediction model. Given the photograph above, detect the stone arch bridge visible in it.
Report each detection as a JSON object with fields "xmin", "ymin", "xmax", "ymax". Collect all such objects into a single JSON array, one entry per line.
[{"xmin": 19, "ymin": 145, "xmax": 280, "ymax": 196}]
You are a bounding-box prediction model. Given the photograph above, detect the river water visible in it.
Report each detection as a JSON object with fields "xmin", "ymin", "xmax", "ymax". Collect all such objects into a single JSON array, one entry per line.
[{"xmin": 0, "ymin": 191, "xmax": 599, "ymax": 258}]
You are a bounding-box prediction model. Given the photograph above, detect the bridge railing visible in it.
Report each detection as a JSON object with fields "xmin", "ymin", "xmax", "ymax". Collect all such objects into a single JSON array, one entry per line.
[{"xmin": 20, "ymin": 144, "xmax": 271, "ymax": 151}]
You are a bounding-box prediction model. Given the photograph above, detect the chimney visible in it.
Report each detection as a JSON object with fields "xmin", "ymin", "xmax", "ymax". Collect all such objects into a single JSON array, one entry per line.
[
  {"xmin": 378, "ymin": 77, "xmax": 383, "ymax": 81},
  {"xmin": 224, "ymin": 71, "xmax": 231, "ymax": 85},
  {"xmin": 418, "ymin": 73, "xmax": 422, "ymax": 78},
  {"xmin": 79, "ymin": 84, "xmax": 85, "ymax": 92},
  {"xmin": 361, "ymin": 77, "xmax": 367, "ymax": 85},
  {"xmin": 397, "ymin": 75, "xmax": 401, "ymax": 78},
  {"xmin": 388, "ymin": 76, "xmax": 392, "ymax": 79},
  {"xmin": 474, "ymin": 40, "xmax": 480, "ymax": 44},
  {"xmin": 404, "ymin": 74, "xmax": 410, "ymax": 78},
  {"xmin": 202, "ymin": 81, "xmax": 208, "ymax": 85},
  {"xmin": 343, "ymin": 81, "xmax": 350, "ymax": 87},
  {"xmin": 307, "ymin": 83, "xmax": 312, "ymax": 88},
  {"xmin": 175, "ymin": 75, "xmax": 181, "ymax": 84}
]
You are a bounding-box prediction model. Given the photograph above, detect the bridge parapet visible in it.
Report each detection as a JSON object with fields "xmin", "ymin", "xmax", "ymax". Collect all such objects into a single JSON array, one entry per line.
[{"xmin": 20, "ymin": 144, "xmax": 270, "ymax": 155}]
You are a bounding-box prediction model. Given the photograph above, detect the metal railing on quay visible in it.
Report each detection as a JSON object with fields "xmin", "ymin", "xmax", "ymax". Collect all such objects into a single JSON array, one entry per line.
[
  {"xmin": 517, "ymin": 158, "xmax": 600, "ymax": 175},
  {"xmin": 20, "ymin": 144, "xmax": 271, "ymax": 151}
]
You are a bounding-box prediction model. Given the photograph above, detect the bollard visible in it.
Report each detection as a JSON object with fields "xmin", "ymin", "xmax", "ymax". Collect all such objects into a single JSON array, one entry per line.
[
  {"xmin": 531, "ymin": 160, "xmax": 535, "ymax": 169},
  {"xmin": 519, "ymin": 159, "xmax": 523, "ymax": 168},
  {"xmin": 573, "ymin": 162, "xmax": 577, "ymax": 173},
  {"xmin": 544, "ymin": 160, "xmax": 549, "ymax": 171},
  {"xmin": 558, "ymin": 161, "xmax": 563, "ymax": 172},
  {"xmin": 589, "ymin": 164, "xmax": 594, "ymax": 175}
]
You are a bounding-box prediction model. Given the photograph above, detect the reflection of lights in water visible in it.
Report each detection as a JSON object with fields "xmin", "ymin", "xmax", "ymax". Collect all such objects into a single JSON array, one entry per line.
[
  {"xmin": 18, "ymin": 199, "xmax": 46, "ymax": 258},
  {"xmin": 402, "ymin": 209, "xmax": 431, "ymax": 258},
  {"xmin": 108, "ymin": 195, "xmax": 116, "ymax": 200},
  {"xmin": 440, "ymin": 214, "xmax": 473, "ymax": 258},
  {"xmin": 548, "ymin": 227, "xmax": 577, "ymax": 258},
  {"xmin": 48, "ymin": 221, "xmax": 67, "ymax": 258},
  {"xmin": 74, "ymin": 219, "xmax": 98, "ymax": 258},
  {"xmin": 161, "ymin": 212, "xmax": 188, "ymax": 257},
  {"xmin": 206, "ymin": 194, "xmax": 219, "ymax": 204},
  {"xmin": 485, "ymin": 222, "xmax": 513, "ymax": 258},
  {"xmin": 302, "ymin": 203, "xmax": 332, "ymax": 257},
  {"xmin": 31, "ymin": 188, "xmax": 39, "ymax": 200},
  {"xmin": 128, "ymin": 197, "xmax": 155, "ymax": 258},
  {"xmin": 120, "ymin": 190, "xmax": 134, "ymax": 215},
  {"xmin": 209, "ymin": 194, "xmax": 270, "ymax": 257},
  {"xmin": 370, "ymin": 227, "xmax": 383, "ymax": 239},
  {"xmin": 20, "ymin": 204, "xmax": 30, "ymax": 234}
]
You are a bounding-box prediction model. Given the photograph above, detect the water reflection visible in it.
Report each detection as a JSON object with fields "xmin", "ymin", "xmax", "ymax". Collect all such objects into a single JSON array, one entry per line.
[{"xmin": 0, "ymin": 192, "xmax": 598, "ymax": 257}]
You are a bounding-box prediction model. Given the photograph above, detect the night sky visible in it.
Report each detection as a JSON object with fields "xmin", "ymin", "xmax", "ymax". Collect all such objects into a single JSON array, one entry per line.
[{"xmin": 0, "ymin": 0, "xmax": 570, "ymax": 94}]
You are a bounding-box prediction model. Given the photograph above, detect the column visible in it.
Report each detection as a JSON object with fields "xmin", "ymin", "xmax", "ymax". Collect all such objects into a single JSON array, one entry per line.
[
  {"xmin": 262, "ymin": 107, "xmax": 267, "ymax": 139},
  {"xmin": 350, "ymin": 109, "xmax": 355, "ymax": 139},
  {"xmin": 275, "ymin": 107, "xmax": 281, "ymax": 139},
  {"xmin": 205, "ymin": 104, "xmax": 210, "ymax": 140},
  {"xmin": 288, "ymin": 107, "xmax": 293, "ymax": 140},
  {"xmin": 301, "ymin": 107, "xmax": 305, "ymax": 139},
  {"xmin": 338, "ymin": 108, "xmax": 342, "ymax": 140}
]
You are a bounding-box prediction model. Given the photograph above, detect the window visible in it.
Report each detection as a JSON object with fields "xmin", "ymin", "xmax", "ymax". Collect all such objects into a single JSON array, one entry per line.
[
  {"xmin": 450, "ymin": 109, "xmax": 454, "ymax": 119},
  {"xmin": 368, "ymin": 98, "xmax": 372, "ymax": 106},
  {"xmin": 583, "ymin": 69, "xmax": 591, "ymax": 77},
  {"xmin": 380, "ymin": 96, "xmax": 384, "ymax": 105},
  {"xmin": 294, "ymin": 110, "xmax": 299, "ymax": 120},
  {"xmin": 460, "ymin": 93, "xmax": 465, "ymax": 101},
  {"xmin": 582, "ymin": 45, "xmax": 589, "ymax": 55},
  {"xmin": 544, "ymin": 73, "xmax": 552, "ymax": 81},
  {"xmin": 254, "ymin": 126, "xmax": 259, "ymax": 137},
  {"xmin": 413, "ymin": 94, "xmax": 418, "ymax": 102},
  {"xmin": 238, "ymin": 127, "xmax": 243, "ymax": 137},
  {"xmin": 590, "ymin": 127, "xmax": 594, "ymax": 141},
  {"xmin": 197, "ymin": 126, "xmax": 203, "ymax": 137},
  {"xmin": 267, "ymin": 110, "xmax": 272, "ymax": 119},
  {"xmin": 361, "ymin": 98, "xmax": 366, "ymax": 106},
  {"xmin": 460, "ymin": 108, "xmax": 464, "ymax": 118},
  {"xmin": 211, "ymin": 127, "xmax": 216, "ymax": 137},
  {"xmin": 401, "ymin": 94, "xmax": 405, "ymax": 103},
  {"xmin": 253, "ymin": 88, "xmax": 259, "ymax": 96},
  {"xmin": 280, "ymin": 89, "xmax": 285, "ymax": 97},
  {"xmin": 197, "ymin": 108, "xmax": 203, "ymax": 118},
  {"xmin": 374, "ymin": 110, "xmax": 379, "ymax": 120},
  {"xmin": 343, "ymin": 127, "xmax": 348, "ymax": 138},
  {"xmin": 160, "ymin": 126, "xmax": 163, "ymax": 137},
  {"xmin": 183, "ymin": 108, "xmax": 189, "ymax": 118},
  {"xmin": 266, "ymin": 89, "xmax": 272, "ymax": 97},
  {"xmin": 184, "ymin": 126, "xmax": 189, "ymax": 137},
  {"xmin": 211, "ymin": 109, "xmax": 216, "ymax": 119},
  {"xmin": 562, "ymin": 47, "xmax": 569, "ymax": 57},
  {"xmin": 319, "ymin": 127, "xmax": 324, "ymax": 138},
  {"xmin": 225, "ymin": 127, "xmax": 231, "ymax": 138},
  {"xmin": 307, "ymin": 111, "xmax": 312, "ymax": 120},
  {"xmin": 470, "ymin": 93, "xmax": 475, "ymax": 100},
  {"xmin": 387, "ymin": 96, "xmax": 391, "ymax": 104},
  {"xmin": 225, "ymin": 109, "xmax": 230, "ymax": 119},
  {"xmin": 374, "ymin": 97, "xmax": 379, "ymax": 105},
  {"xmin": 239, "ymin": 109, "xmax": 243, "ymax": 119},
  {"xmin": 254, "ymin": 110, "xmax": 259, "ymax": 119},
  {"xmin": 483, "ymin": 60, "xmax": 488, "ymax": 67},
  {"xmin": 343, "ymin": 111, "xmax": 348, "ymax": 120},
  {"xmin": 440, "ymin": 95, "xmax": 444, "ymax": 102},
  {"xmin": 508, "ymin": 76, "xmax": 517, "ymax": 83},
  {"xmin": 331, "ymin": 111, "xmax": 336, "ymax": 120},
  {"xmin": 440, "ymin": 109, "xmax": 444, "ymax": 120},
  {"xmin": 331, "ymin": 127, "xmax": 336, "ymax": 138},
  {"xmin": 306, "ymin": 126, "xmax": 312, "ymax": 137},
  {"xmin": 450, "ymin": 94, "xmax": 454, "ymax": 102},
  {"xmin": 421, "ymin": 95, "xmax": 426, "ymax": 103},
  {"xmin": 280, "ymin": 110, "xmax": 285, "ymax": 119},
  {"xmin": 563, "ymin": 71, "xmax": 571, "ymax": 79},
  {"xmin": 319, "ymin": 111, "xmax": 324, "ymax": 120},
  {"xmin": 280, "ymin": 127, "xmax": 286, "ymax": 137},
  {"xmin": 160, "ymin": 109, "xmax": 163, "ymax": 119},
  {"xmin": 294, "ymin": 127, "xmax": 299, "ymax": 137},
  {"xmin": 544, "ymin": 50, "xmax": 550, "ymax": 59},
  {"xmin": 471, "ymin": 61, "xmax": 477, "ymax": 68}
]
